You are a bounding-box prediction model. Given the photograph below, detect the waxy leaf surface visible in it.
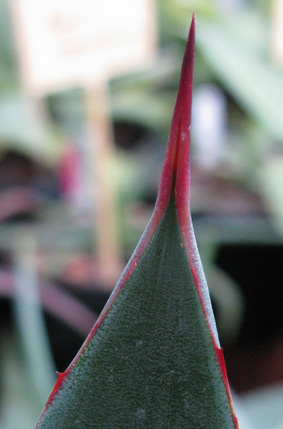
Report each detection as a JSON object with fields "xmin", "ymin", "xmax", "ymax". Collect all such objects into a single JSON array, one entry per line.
[{"xmin": 36, "ymin": 16, "xmax": 238, "ymax": 428}]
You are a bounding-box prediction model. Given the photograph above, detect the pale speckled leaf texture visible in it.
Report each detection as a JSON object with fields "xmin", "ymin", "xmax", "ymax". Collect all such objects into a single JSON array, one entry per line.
[{"xmin": 35, "ymin": 16, "xmax": 238, "ymax": 428}]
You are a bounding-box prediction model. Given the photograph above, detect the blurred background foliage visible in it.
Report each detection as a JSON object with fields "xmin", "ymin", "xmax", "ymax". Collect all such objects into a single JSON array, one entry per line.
[{"xmin": 0, "ymin": 0, "xmax": 283, "ymax": 428}]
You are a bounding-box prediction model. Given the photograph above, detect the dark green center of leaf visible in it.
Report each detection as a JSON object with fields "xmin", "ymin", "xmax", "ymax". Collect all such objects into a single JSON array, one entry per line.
[{"xmin": 38, "ymin": 198, "xmax": 235, "ymax": 428}]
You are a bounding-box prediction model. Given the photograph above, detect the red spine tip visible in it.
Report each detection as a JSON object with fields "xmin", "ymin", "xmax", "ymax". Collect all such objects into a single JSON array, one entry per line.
[{"xmin": 155, "ymin": 14, "xmax": 195, "ymax": 213}]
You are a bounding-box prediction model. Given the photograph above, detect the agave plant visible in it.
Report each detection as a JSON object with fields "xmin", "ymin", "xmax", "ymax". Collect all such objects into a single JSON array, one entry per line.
[{"xmin": 35, "ymin": 16, "xmax": 238, "ymax": 428}]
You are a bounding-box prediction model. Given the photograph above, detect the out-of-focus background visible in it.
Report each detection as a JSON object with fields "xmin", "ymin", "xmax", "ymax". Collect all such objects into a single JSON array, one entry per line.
[{"xmin": 0, "ymin": 0, "xmax": 282, "ymax": 427}]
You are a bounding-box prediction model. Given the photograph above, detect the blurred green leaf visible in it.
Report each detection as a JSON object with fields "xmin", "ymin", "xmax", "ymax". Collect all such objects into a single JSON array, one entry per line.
[
  {"xmin": 0, "ymin": 94, "xmax": 61, "ymax": 164},
  {"xmin": 197, "ymin": 18, "xmax": 283, "ymax": 143},
  {"xmin": 260, "ymin": 154, "xmax": 283, "ymax": 235},
  {"xmin": 0, "ymin": 337, "xmax": 44, "ymax": 429}
]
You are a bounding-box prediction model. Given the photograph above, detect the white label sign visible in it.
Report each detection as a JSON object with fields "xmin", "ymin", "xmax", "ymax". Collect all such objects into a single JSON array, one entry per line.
[{"xmin": 12, "ymin": 0, "xmax": 156, "ymax": 95}]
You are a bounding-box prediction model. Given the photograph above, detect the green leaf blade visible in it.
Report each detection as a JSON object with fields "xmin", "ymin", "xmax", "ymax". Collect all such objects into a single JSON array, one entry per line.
[
  {"xmin": 36, "ymin": 15, "xmax": 238, "ymax": 428},
  {"xmin": 36, "ymin": 198, "xmax": 235, "ymax": 428}
]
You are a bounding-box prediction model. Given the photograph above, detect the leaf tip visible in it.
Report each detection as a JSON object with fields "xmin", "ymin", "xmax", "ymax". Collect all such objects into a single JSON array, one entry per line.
[{"xmin": 156, "ymin": 14, "xmax": 195, "ymax": 216}]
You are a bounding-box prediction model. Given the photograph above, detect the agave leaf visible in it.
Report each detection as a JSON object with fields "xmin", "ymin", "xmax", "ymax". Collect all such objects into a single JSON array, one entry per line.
[{"xmin": 36, "ymin": 16, "xmax": 238, "ymax": 428}]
